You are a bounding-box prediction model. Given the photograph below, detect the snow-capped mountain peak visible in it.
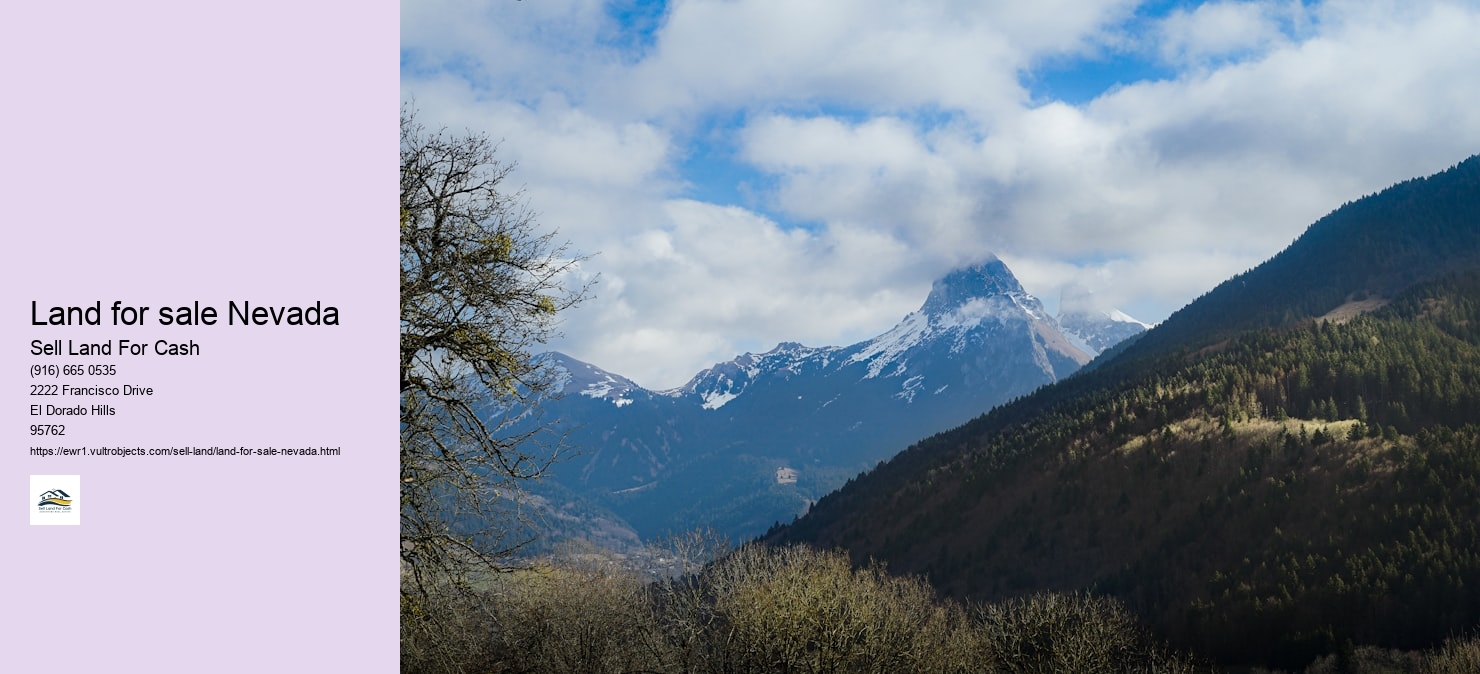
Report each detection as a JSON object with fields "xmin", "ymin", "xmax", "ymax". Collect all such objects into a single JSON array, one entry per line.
[
  {"xmin": 849, "ymin": 259, "xmax": 1061, "ymax": 378},
  {"xmin": 1056, "ymin": 283, "xmax": 1151, "ymax": 355},
  {"xmin": 918, "ymin": 256, "xmax": 1029, "ymax": 317}
]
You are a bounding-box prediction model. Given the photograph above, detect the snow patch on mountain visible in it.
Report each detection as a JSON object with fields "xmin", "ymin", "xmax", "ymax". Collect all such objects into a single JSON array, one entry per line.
[
  {"xmin": 545, "ymin": 352, "xmax": 643, "ymax": 407},
  {"xmin": 1108, "ymin": 309, "xmax": 1148, "ymax": 326},
  {"xmin": 1056, "ymin": 283, "xmax": 1150, "ymax": 355},
  {"xmin": 1060, "ymin": 327, "xmax": 1098, "ymax": 358},
  {"xmin": 581, "ymin": 378, "xmax": 618, "ymax": 398},
  {"xmin": 577, "ymin": 373, "xmax": 639, "ymax": 402},
  {"xmin": 893, "ymin": 375, "xmax": 925, "ymax": 403},
  {"xmin": 849, "ymin": 311, "xmax": 930, "ymax": 378},
  {"xmin": 701, "ymin": 390, "xmax": 740, "ymax": 410},
  {"xmin": 1058, "ymin": 308, "xmax": 1149, "ymax": 355}
]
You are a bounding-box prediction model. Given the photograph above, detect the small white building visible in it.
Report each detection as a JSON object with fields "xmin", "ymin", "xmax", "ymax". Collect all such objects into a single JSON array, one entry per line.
[{"xmin": 776, "ymin": 467, "xmax": 799, "ymax": 485}]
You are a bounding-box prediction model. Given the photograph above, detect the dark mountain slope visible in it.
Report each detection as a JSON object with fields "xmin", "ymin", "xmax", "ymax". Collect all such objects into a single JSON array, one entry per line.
[{"xmin": 773, "ymin": 156, "xmax": 1480, "ymax": 668}]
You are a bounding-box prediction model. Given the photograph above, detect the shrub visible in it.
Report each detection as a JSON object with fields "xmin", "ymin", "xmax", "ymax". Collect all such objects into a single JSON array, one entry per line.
[
  {"xmin": 405, "ymin": 542, "xmax": 1209, "ymax": 673},
  {"xmin": 1421, "ymin": 632, "xmax": 1480, "ymax": 674},
  {"xmin": 484, "ymin": 556, "xmax": 668, "ymax": 674}
]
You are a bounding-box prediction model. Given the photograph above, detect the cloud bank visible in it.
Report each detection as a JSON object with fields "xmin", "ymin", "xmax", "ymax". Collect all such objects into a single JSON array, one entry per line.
[{"xmin": 403, "ymin": 0, "xmax": 1480, "ymax": 389}]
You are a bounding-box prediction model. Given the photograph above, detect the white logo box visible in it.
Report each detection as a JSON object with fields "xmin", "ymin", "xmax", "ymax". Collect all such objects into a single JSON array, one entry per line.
[{"xmin": 30, "ymin": 474, "xmax": 80, "ymax": 526}]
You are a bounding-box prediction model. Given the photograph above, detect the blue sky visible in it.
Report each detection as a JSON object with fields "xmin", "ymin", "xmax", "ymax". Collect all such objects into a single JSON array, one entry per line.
[{"xmin": 403, "ymin": 0, "xmax": 1480, "ymax": 389}]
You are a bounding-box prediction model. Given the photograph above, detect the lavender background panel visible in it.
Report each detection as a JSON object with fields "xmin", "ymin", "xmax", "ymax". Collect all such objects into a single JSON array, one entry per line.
[{"xmin": 2, "ymin": 2, "xmax": 399, "ymax": 671}]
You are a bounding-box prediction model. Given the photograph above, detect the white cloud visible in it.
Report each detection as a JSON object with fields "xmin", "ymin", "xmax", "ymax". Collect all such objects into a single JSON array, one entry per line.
[
  {"xmin": 401, "ymin": 0, "xmax": 618, "ymax": 99},
  {"xmin": 560, "ymin": 200, "xmax": 925, "ymax": 388},
  {"xmin": 743, "ymin": 116, "xmax": 930, "ymax": 173},
  {"xmin": 1154, "ymin": 1, "xmax": 1302, "ymax": 66},
  {"xmin": 611, "ymin": 0, "xmax": 1141, "ymax": 120},
  {"xmin": 404, "ymin": 0, "xmax": 1480, "ymax": 388}
]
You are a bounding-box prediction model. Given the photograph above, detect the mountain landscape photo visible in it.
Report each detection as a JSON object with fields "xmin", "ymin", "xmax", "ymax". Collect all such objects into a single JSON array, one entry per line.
[{"xmin": 403, "ymin": 2, "xmax": 1480, "ymax": 672}]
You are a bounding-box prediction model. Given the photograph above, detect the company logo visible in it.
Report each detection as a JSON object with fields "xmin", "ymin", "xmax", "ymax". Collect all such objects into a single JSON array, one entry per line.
[
  {"xmin": 30, "ymin": 475, "xmax": 81, "ymax": 526},
  {"xmin": 38, "ymin": 489, "xmax": 73, "ymax": 508}
]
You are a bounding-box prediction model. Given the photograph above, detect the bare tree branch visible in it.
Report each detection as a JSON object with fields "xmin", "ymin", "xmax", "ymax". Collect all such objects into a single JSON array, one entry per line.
[{"xmin": 399, "ymin": 103, "xmax": 595, "ymax": 603}]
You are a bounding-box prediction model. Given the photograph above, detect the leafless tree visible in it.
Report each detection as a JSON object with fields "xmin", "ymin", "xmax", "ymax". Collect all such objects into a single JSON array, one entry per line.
[{"xmin": 399, "ymin": 103, "xmax": 592, "ymax": 643}]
